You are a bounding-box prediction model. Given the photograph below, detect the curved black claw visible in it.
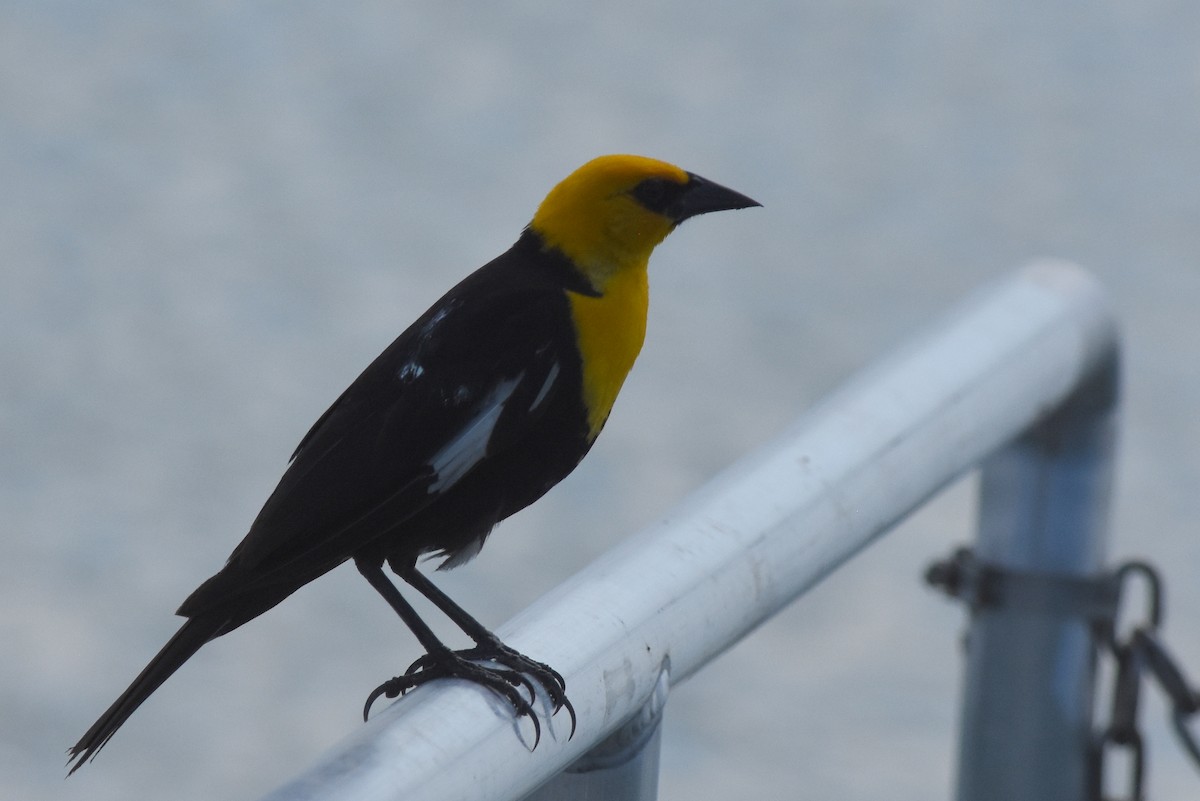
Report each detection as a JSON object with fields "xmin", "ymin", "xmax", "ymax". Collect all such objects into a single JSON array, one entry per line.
[
  {"xmin": 454, "ymin": 638, "xmax": 577, "ymax": 740},
  {"xmin": 363, "ymin": 642, "xmax": 576, "ymax": 743},
  {"xmin": 363, "ymin": 678, "xmax": 404, "ymax": 722},
  {"xmin": 404, "ymin": 650, "xmax": 540, "ymax": 703},
  {"xmin": 362, "ymin": 650, "xmax": 545, "ymax": 747}
]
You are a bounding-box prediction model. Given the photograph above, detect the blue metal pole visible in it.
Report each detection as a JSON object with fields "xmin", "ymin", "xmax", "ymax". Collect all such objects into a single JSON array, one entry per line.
[{"xmin": 955, "ymin": 360, "xmax": 1120, "ymax": 800}]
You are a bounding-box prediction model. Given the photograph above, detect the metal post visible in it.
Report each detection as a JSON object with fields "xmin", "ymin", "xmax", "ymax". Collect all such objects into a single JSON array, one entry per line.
[
  {"xmin": 955, "ymin": 360, "xmax": 1119, "ymax": 800},
  {"xmin": 521, "ymin": 663, "xmax": 669, "ymax": 801}
]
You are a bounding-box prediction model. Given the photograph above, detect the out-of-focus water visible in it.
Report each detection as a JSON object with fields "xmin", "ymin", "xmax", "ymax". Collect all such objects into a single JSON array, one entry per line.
[{"xmin": 4, "ymin": 3, "xmax": 1199, "ymax": 799}]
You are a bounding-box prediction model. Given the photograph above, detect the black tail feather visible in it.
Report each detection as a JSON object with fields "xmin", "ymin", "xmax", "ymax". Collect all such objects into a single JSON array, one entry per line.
[{"xmin": 67, "ymin": 615, "xmax": 223, "ymax": 774}]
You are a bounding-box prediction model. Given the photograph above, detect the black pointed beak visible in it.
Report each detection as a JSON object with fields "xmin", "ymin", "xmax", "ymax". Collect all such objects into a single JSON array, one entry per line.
[{"xmin": 674, "ymin": 172, "xmax": 761, "ymax": 222}]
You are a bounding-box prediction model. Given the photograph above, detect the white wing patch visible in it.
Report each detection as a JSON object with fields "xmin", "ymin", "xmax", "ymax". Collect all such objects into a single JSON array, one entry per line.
[
  {"xmin": 427, "ymin": 372, "xmax": 524, "ymax": 493},
  {"xmin": 529, "ymin": 362, "xmax": 560, "ymax": 412}
]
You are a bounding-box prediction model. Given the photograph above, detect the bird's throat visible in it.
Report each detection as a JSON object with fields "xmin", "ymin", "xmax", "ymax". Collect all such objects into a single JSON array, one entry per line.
[{"xmin": 566, "ymin": 263, "xmax": 649, "ymax": 440}]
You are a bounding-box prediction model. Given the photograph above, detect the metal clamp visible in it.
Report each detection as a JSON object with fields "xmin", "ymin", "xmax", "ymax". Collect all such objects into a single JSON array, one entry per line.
[{"xmin": 925, "ymin": 546, "xmax": 1121, "ymax": 622}]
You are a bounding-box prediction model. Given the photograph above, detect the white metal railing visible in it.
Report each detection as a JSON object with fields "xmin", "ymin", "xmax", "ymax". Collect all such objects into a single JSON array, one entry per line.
[{"xmin": 259, "ymin": 260, "xmax": 1118, "ymax": 801}]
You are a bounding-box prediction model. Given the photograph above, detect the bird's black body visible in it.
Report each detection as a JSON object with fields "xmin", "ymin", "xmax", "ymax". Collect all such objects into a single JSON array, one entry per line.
[
  {"xmin": 70, "ymin": 231, "xmax": 598, "ymax": 767},
  {"xmin": 69, "ymin": 154, "xmax": 760, "ymax": 773},
  {"xmin": 181, "ymin": 230, "xmax": 597, "ymax": 631}
]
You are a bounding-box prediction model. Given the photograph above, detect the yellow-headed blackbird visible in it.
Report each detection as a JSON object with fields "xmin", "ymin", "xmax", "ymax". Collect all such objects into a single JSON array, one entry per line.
[{"xmin": 69, "ymin": 154, "xmax": 759, "ymax": 771}]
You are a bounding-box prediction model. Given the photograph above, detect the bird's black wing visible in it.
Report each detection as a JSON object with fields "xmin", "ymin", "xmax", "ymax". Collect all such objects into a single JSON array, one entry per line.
[{"xmin": 178, "ymin": 258, "xmax": 574, "ymax": 616}]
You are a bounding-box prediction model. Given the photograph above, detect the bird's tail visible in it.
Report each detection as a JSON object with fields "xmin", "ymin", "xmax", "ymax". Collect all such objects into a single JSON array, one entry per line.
[{"xmin": 67, "ymin": 614, "xmax": 224, "ymax": 774}]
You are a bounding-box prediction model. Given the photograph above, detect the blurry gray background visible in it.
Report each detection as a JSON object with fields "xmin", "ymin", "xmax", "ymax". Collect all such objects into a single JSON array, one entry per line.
[{"xmin": 4, "ymin": 1, "xmax": 1199, "ymax": 799}]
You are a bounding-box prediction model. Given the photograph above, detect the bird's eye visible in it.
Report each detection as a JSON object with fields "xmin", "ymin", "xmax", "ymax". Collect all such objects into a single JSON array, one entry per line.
[{"xmin": 630, "ymin": 178, "xmax": 680, "ymax": 215}]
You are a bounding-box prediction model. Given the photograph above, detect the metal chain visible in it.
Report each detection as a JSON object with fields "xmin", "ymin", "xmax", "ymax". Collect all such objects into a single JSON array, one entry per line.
[
  {"xmin": 1093, "ymin": 561, "xmax": 1200, "ymax": 801},
  {"xmin": 1093, "ymin": 562, "xmax": 1157, "ymax": 801}
]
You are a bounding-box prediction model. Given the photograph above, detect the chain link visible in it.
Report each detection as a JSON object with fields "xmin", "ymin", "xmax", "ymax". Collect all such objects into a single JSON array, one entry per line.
[
  {"xmin": 1093, "ymin": 564, "xmax": 1157, "ymax": 801},
  {"xmin": 1093, "ymin": 560, "xmax": 1200, "ymax": 800}
]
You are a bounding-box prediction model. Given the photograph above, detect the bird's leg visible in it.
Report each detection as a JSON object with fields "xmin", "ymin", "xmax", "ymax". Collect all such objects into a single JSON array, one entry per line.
[
  {"xmin": 397, "ymin": 564, "xmax": 576, "ymax": 739},
  {"xmin": 355, "ymin": 560, "xmax": 543, "ymax": 744}
]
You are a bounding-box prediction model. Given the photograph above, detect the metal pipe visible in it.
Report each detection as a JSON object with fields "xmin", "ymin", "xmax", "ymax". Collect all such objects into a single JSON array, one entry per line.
[
  {"xmin": 259, "ymin": 260, "xmax": 1117, "ymax": 801},
  {"xmin": 955, "ymin": 360, "xmax": 1119, "ymax": 800},
  {"xmin": 520, "ymin": 662, "xmax": 670, "ymax": 800}
]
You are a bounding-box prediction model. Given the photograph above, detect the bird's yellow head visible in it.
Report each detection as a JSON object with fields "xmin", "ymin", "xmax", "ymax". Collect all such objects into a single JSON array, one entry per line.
[
  {"xmin": 528, "ymin": 155, "xmax": 758, "ymax": 439},
  {"xmin": 530, "ymin": 154, "xmax": 759, "ymax": 291}
]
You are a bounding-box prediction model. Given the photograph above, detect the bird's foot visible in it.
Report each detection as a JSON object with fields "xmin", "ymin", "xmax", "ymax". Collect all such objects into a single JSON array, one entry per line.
[
  {"xmin": 409, "ymin": 637, "xmax": 576, "ymax": 738},
  {"xmin": 362, "ymin": 642, "xmax": 576, "ymax": 747}
]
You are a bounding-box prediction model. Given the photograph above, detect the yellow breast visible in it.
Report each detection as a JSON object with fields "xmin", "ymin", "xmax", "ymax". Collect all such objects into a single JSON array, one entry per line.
[{"xmin": 567, "ymin": 263, "xmax": 650, "ymax": 439}]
